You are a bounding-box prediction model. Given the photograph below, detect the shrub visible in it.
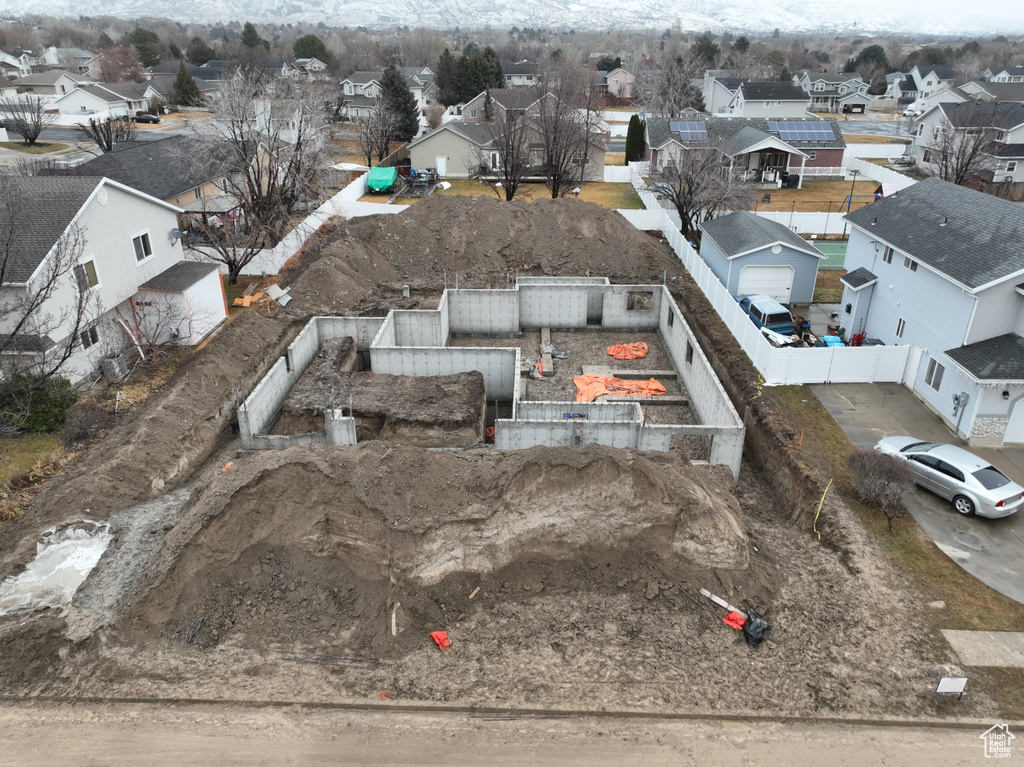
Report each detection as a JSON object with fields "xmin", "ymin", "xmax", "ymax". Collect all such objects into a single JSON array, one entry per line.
[
  {"xmin": 847, "ymin": 449, "xmax": 913, "ymax": 531},
  {"xmin": 0, "ymin": 377, "xmax": 78, "ymax": 433},
  {"xmin": 61, "ymin": 400, "xmax": 111, "ymax": 445}
]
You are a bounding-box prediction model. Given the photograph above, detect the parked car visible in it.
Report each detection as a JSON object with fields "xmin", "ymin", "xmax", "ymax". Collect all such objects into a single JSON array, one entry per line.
[
  {"xmin": 736, "ymin": 294, "xmax": 807, "ymax": 335},
  {"xmin": 874, "ymin": 436, "xmax": 1024, "ymax": 518},
  {"xmin": 902, "ymin": 101, "xmax": 924, "ymax": 117},
  {"xmin": 132, "ymin": 113, "xmax": 160, "ymax": 124}
]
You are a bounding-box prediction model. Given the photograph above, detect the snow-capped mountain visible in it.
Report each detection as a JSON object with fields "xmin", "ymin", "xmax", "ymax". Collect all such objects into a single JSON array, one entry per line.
[{"xmin": 0, "ymin": 0, "xmax": 1017, "ymax": 35}]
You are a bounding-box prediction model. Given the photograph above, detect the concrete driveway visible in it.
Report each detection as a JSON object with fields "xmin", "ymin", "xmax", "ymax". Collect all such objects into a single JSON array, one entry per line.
[{"xmin": 811, "ymin": 382, "xmax": 1024, "ymax": 605}]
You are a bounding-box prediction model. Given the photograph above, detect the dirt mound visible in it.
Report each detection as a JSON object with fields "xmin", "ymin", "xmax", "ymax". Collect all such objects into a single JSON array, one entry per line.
[
  {"xmin": 297, "ymin": 196, "xmax": 685, "ymax": 293},
  {"xmin": 117, "ymin": 443, "xmax": 754, "ymax": 656}
]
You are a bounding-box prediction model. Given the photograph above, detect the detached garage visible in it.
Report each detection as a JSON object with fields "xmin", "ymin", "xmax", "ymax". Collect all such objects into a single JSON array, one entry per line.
[{"xmin": 698, "ymin": 211, "xmax": 826, "ymax": 304}]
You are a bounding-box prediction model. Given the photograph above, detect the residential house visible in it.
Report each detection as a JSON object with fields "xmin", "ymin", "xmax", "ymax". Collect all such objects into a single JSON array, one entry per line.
[
  {"xmin": 286, "ymin": 58, "xmax": 331, "ymax": 81},
  {"xmin": 959, "ymin": 80, "xmax": 1024, "ymax": 104},
  {"xmin": 645, "ymin": 115, "xmax": 847, "ymax": 187},
  {"xmin": 0, "ymin": 51, "xmax": 26, "ymax": 78},
  {"xmin": 53, "ymin": 82, "xmax": 160, "ymax": 117},
  {"xmin": 794, "ymin": 72, "xmax": 869, "ymax": 113},
  {"xmin": 840, "ymin": 178, "xmax": 1024, "ymax": 444},
  {"xmin": 908, "ymin": 65, "xmax": 955, "ymax": 101},
  {"xmin": 38, "ymin": 46, "xmax": 94, "ymax": 74},
  {"xmin": 601, "ymin": 67, "xmax": 634, "ymax": 100},
  {"xmin": 698, "ymin": 211, "xmax": 825, "ymax": 303},
  {"xmin": 503, "ymin": 61, "xmax": 540, "ymax": 87},
  {"xmin": 983, "ymin": 67, "xmax": 1024, "ymax": 83},
  {"xmin": 407, "ymin": 115, "xmax": 606, "ymax": 181},
  {"xmin": 725, "ymin": 81, "xmax": 811, "ymax": 118},
  {"xmin": 340, "ymin": 67, "xmax": 435, "ymax": 112},
  {"xmin": 883, "ymin": 71, "xmax": 907, "ymax": 99},
  {"xmin": 0, "ymin": 74, "xmax": 16, "ymax": 97},
  {"xmin": 0, "ymin": 176, "xmax": 226, "ymax": 385},
  {"xmin": 459, "ymin": 88, "xmax": 541, "ymax": 123},
  {"xmin": 910, "ymin": 101, "xmax": 1024, "ymax": 183},
  {"xmin": 702, "ymin": 75, "xmax": 748, "ymax": 114},
  {"xmin": 53, "ymin": 135, "xmax": 245, "ymax": 210},
  {"xmin": 11, "ymin": 70, "xmax": 93, "ymax": 95}
]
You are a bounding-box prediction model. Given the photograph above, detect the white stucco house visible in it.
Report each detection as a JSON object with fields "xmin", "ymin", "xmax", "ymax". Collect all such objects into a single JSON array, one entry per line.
[{"xmin": 0, "ymin": 176, "xmax": 227, "ymax": 385}]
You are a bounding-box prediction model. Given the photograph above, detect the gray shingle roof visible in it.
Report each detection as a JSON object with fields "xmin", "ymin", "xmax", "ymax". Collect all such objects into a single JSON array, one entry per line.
[
  {"xmin": 715, "ymin": 77, "xmax": 748, "ymax": 92},
  {"xmin": 0, "ymin": 176, "xmax": 101, "ymax": 284},
  {"xmin": 739, "ymin": 82, "xmax": 809, "ymax": 101},
  {"xmin": 992, "ymin": 143, "xmax": 1024, "ymax": 158},
  {"xmin": 938, "ymin": 100, "xmax": 1024, "ymax": 129},
  {"xmin": 841, "ymin": 267, "xmax": 878, "ymax": 290},
  {"xmin": 699, "ymin": 211, "xmax": 822, "ymax": 258},
  {"xmin": 971, "ymin": 81, "xmax": 1024, "ymax": 101},
  {"xmin": 946, "ymin": 333, "xmax": 1024, "ymax": 381},
  {"xmin": 919, "ymin": 65, "xmax": 954, "ymax": 81},
  {"xmin": 138, "ymin": 260, "xmax": 221, "ymax": 292},
  {"xmin": 14, "ymin": 69, "xmax": 85, "ymax": 86},
  {"xmin": 845, "ymin": 177, "xmax": 1024, "ymax": 290},
  {"xmin": 52, "ymin": 136, "xmax": 240, "ymax": 202}
]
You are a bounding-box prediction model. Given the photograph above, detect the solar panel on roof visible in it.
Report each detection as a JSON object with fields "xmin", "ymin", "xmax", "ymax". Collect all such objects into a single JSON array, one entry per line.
[
  {"xmin": 669, "ymin": 120, "xmax": 707, "ymax": 141},
  {"xmin": 767, "ymin": 121, "xmax": 835, "ymax": 142}
]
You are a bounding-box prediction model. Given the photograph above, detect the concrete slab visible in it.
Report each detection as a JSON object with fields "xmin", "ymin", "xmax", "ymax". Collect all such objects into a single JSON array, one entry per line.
[
  {"xmin": 941, "ymin": 630, "xmax": 1024, "ymax": 668},
  {"xmin": 811, "ymin": 382, "xmax": 1024, "ymax": 606}
]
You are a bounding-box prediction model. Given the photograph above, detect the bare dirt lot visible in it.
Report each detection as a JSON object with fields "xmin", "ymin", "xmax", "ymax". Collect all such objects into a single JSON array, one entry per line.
[{"xmin": 0, "ymin": 196, "xmax": 989, "ymax": 725}]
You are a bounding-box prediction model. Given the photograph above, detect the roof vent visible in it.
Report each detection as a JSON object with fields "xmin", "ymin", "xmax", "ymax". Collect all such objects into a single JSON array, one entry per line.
[
  {"xmin": 872, "ymin": 216, "xmax": 877, "ymax": 225},
  {"xmin": 940, "ymin": 217, "xmax": 948, "ymax": 226}
]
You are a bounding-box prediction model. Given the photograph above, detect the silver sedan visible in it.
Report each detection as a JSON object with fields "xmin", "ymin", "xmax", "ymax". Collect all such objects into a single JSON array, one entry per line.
[{"xmin": 874, "ymin": 436, "xmax": 1024, "ymax": 519}]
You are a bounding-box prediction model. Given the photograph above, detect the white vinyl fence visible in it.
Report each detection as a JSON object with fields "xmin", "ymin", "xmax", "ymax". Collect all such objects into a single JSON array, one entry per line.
[
  {"xmin": 845, "ymin": 143, "xmax": 910, "ymax": 159},
  {"xmin": 846, "ymin": 157, "xmax": 916, "ymax": 191},
  {"xmin": 626, "ymin": 167, "xmax": 911, "ymax": 385}
]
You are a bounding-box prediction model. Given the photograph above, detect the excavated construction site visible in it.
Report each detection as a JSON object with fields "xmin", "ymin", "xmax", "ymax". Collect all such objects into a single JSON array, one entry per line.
[{"xmin": 0, "ymin": 195, "xmax": 985, "ymax": 719}]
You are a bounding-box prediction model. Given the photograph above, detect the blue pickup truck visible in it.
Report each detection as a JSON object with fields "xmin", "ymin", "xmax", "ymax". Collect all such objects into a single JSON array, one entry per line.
[{"xmin": 736, "ymin": 294, "xmax": 809, "ymax": 335}]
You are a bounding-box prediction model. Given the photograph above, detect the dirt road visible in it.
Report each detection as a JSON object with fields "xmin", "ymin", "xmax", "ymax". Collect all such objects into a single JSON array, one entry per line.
[{"xmin": 0, "ymin": 701, "xmax": 996, "ymax": 766}]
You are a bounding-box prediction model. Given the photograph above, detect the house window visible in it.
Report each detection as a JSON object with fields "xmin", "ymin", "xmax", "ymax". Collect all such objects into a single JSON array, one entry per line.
[
  {"xmin": 74, "ymin": 259, "xmax": 99, "ymax": 290},
  {"xmin": 882, "ymin": 246, "xmax": 894, "ymax": 264},
  {"xmin": 896, "ymin": 317, "xmax": 906, "ymax": 338},
  {"xmin": 924, "ymin": 358, "xmax": 944, "ymax": 391},
  {"xmin": 903, "ymin": 256, "xmax": 918, "ymax": 272},
  {"xmin": 132, "ymin": 232, "xmax": 153, "ymax": 262},
  {"xmin": 470, "ymin": 109, "xmax": 477, "ymax": 118},
  {"xmin": 194, "ymin": 188, "xmax": 202, "ymax": 200},
  {"xmin": 763, "ymin": 101, "xmax": 770, "ymax": 107},
  {"xmin": 344, "ymin": 83, "xmax": 353, "ymax": 95},
  {"xmin": 613, "ymin": 77, "xmax": 619, "ymax": 84},
  {"xmin": 808, "ymin": 151, "xmax": 817, "ymax": 160},
  {"xmin": 814, "ymin": 82, "xmax": 824, "ymax": 91},
  {"xmin": 80, "ymin": 325, "xmax": 99, "ymax": 350},
  {"xmin": 685, "ymin": 340, "xmax": 694, "ymax": 364},
  {"xmin": 922, "ymin": 149, "xmax": 933, "ymax": 163},
  {"xmin": 1009, "ymin": 161, "xmax": 1018, "ymax": 173},
  {"xmin": 917, "ymin": 125, "xmax": 924, "ymax": 136}
]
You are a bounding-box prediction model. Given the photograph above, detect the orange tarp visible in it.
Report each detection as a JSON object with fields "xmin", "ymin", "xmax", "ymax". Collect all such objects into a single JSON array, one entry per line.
[
  {"xmin": 607, "ymin": 342, "xmax": 649, "ymax": 360},
  {"xmin": 573, "ymin": 375, "xmax": 667, "ymax": 403}
]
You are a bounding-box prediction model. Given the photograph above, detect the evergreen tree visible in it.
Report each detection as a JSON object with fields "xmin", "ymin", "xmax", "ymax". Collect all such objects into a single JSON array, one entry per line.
[
  {"xmin": 624, "ymin": 114, "xmax": 645, "ymax": 164},
  {"xmin": 241, "ymin": 22, "xmax": 268, "ymax": 51},
  {"xmin": 380, "ymin": 64, "xmax": 420, "ymax": 142},
  {"xmin": 436, "ymin": 48, "xmax": 460, "ymax": 106},
  {"xmin": 186, "ymin": 37, "xmax": 215, "ymax": 65},
  {"xmin": 96, "ymin": 31, "xmax": 114, "ymax": 49},
  {"xmin": 458, "ymin": 53, "xmax": 486, "ymax": 102},
  {"xmin": 293, "ymin": 34, "xmax": 329, "ymax": 62},
  {"xmin": 481, "ymin": 46, "xmax": 504, "ymax": 89},
  {"xmin": 172, "ymin": 61, "xmax": 202, "ymax": 105}
]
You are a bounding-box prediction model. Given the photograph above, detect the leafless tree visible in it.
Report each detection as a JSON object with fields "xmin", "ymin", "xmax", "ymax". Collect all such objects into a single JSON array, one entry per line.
[
  {"xmin": 646, "ymin": 143, "xmax": 756, "ymax": 243},
  {"xmin": 0, "ymin": 175, "xmax": 95, "ymax": 433},
  {"xmin": 92, "ymin": 46, "xmax": 145, "ymax": 83},
  {"xmin": 635, "ymin": 49, "xmax": 706, "ymax": 118},
  {"xmin": 183, "ymin": 70, "xmax": 330, "ymax": 284},
  {"xmin": 78, "ymin": 116, "xmax": 137, "ymax": 153},
  {"xmin": 423, "ymin": 103, "xmax": 444, "ymax": 131},
  {"xmin": 354, "ymin": 99, "xmax": 399, "ymax": 165},
  {"xmin": 533, "ymin": 59, "xmax": 604, "ymax": 198},
  {"xmin": 847, "ymin": 450, "xmax": 913, "ymax": 531},
  {"xmin": 481, "ymin": 100, "xmax": 531, "ymax": 201},
  {"xmin": 0, "ymin": 96, "xmax": 58, "ymax": 147},
  {"xmin": 926, "ymin": 113, "xmax": 999, "ymax": 188}
]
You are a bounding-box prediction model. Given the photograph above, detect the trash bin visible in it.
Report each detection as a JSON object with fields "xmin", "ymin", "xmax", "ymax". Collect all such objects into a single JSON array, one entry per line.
[{"xmin": 786, "ymin": 174, "xmax": 800, "ymax": 189}]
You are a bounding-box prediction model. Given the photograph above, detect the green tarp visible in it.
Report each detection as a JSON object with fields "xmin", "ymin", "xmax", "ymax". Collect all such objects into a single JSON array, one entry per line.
[{"xmin": 367, "ymin": 166, "xmax": 398, "ymax": 192}]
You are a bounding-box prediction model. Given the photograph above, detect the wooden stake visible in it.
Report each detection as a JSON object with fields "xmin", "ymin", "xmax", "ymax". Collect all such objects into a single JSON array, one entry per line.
[{"xmin": 468, "ymin": 587, "xmax": 481, "ymax": 601}]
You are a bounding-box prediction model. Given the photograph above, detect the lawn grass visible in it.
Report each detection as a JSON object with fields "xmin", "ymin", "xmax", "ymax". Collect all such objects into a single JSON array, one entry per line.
[
  {"xmin": 0, "ymin": 433, "xmax": 62, "ymax": 488},
  {"xmin": 813, "ymin": 269, "xmax": 846, "ymax": 302},
  {"xmin": 841, "ymin": 132, "xmax": 910, "ymax": 144},
  {"xmin": 756, "ymin": 179, "xmax": 880, "ymax": 212},
  {"xmin": 362, "ymin": 180, "xmax": 645, "ymax": 210},
  {"xmin": 770, "ymin": 385, "xmax": 1024, "ymax": 717},
  {"xmin": 605, "ymin": 152, "xmax": 626, "ymax": 166},
  {"xmin": 0, "ymin": 141, "xmax": 69, "ymax": 154}
]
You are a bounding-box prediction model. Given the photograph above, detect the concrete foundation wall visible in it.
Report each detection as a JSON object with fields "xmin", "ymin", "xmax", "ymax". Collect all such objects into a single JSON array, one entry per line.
[
  {"xmin": 448, "ymin": 290, "xmax": 520, "ymax": 334},
  {"xmin": 437, "ymin": 292, "xmax": 450, "ymax": 344},
  {"xmin": 370, "ymin": 347, "xmax": 518, "ymax": 399},
  {"xmin": 516, "ymin": 401, "xmax": 642, "ymax": 422},
  {"xmin": 317, "ymin": 316, "xmax": 386, "ymax": 349},
  {"xmin": 516, "ymin": 276, "xmax": 610, "ymax": 286},
  {"xmin": 519, "ymin": 285, "xmax": 590, "ymax": 328},
  {"xmin": 325, "ymin": 409, "xmax": 358, "ymax": 445},
  {"xmin": 393, "ymin": 309, "xmax": 444, "ymax": 347},
  {"xmin": 373, "ymin": 313, "xmax": 398, "ymax": 347},
  {"xmin": 600, "ymin": 285, "xmax": 663, "ymax": 328},
  {"xmin": 495, "ymin": 419, "xmax": 642, "ymax": 450}
]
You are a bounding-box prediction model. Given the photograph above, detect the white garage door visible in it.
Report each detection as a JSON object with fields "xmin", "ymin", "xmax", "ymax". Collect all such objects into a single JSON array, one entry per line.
[
  {"xmin": 738, "ymin": 265, "xmax": 794, "ymax": 303},
  {"xmin": 1004, "ymin": 398, "xmax": 1024, "ymax": 444}
]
